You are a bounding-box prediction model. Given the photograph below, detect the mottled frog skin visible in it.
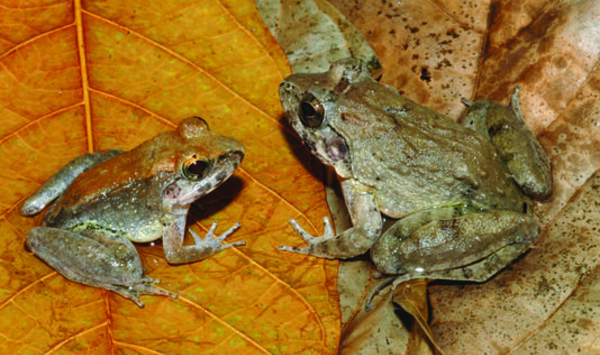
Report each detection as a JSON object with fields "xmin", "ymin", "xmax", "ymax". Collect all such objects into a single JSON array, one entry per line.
[
  {"xmin": 278, "ymin": 58, "xmax": 552, "ymax": 305},
  {"xmin": 21, "ymin": 117, "xmax": 245, "ymax": 307}
]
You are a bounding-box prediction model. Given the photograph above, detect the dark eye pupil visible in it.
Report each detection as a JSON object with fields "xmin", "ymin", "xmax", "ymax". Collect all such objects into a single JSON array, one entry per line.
[
  {"xmin": 299, "ymin": 94, "xmax": 324, "ymax": 127},
  {"xmin": 188, "ymin": 160, "xmax": 208, "ymax": 176},
  {"xmin": 301, "ymin": 102, "xmax": 317, "ymax": 118}
]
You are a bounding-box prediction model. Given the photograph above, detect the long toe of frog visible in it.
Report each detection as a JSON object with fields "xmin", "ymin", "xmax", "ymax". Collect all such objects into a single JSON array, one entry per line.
[
  {"xmin": 278, "ymin": 245, "xmax": 310, "ymax": 255},
  {"xmin": 106, "ymin": 283, "xmax": 178, "ymax": 307}
]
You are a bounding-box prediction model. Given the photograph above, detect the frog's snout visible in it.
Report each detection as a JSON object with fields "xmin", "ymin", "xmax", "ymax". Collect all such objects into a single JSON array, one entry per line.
[
  {"xmin": 226, "ymin": 139, "xmax": 245, "ymax": 165},
  {"xmin": 215, "ymin": 148, "xmax": 244, "ymax": 171},
  {"xmin": 229, "ymin": 150, "xmax": 245, "ymax": 167},
  {"xmin": 279, "ymin": 80, "xmax": 295, "ymax": 94}
]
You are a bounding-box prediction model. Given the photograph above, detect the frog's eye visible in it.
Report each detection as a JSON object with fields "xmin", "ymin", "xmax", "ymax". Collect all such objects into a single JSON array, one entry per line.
[
  {"xmin": 299, "ymin": 93, "xmax": 325, "ymax": 127},
  {"xmin": 183, "ymin": 159, "xmax": 210, "ymax": 180}
]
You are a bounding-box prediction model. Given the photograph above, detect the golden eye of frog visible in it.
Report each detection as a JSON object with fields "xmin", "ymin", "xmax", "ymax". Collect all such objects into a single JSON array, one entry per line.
[
  {"xmin": 278, "ymin": 58, "xmax": 552, "ymax": 309},
  {"xmin": 21, "ymin": 117, "xmax": 245, "ymax": 307}
]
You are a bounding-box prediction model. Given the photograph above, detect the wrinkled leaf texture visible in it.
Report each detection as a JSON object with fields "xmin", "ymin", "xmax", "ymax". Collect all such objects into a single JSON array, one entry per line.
[{"xmin": 0, "ymin": 0, "xmax": 340, "ymax": 354}]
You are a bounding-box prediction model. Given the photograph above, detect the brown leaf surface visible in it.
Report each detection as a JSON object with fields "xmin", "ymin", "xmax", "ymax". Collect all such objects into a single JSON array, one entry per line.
[
  {"xmin": 254, "ymin": 0, "xmax": 381, "ymax": 76},
  {"xmin": 328, "ymin": 0, "xmax": 600, "ymax": 353},
  {"xmin": 0, "ymin": 0, "xmax": 340, "ymax": 353},
  {"xmin": 338, "ymin": 273, "xmax": 409, "ymax": 355}
]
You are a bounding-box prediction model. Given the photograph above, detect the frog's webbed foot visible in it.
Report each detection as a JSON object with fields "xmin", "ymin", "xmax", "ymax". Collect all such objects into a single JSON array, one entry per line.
[
  {"xmin": 189, "ymin": 221, "xmax": 245, "ymax": 251},
  {"xmin": 104, "ymin": 281, "xmax": 178, "ymax": 308},
  {"xmin": 163, "ymin": 221, "xmax": 245, "ymax": 264},
  {"xmin": 279, "ymin": 217, "xmax": 335, "ymax": 255}
]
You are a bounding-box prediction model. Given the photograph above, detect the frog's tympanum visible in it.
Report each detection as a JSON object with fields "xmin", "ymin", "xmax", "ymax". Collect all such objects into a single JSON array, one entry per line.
[
  {"xmin": 21, "ymin": 117, "xmax": 245, "ymax": 307},
  {"xmin": 279, "ymin": 58, "xmax": 552, "ymax": 308}
]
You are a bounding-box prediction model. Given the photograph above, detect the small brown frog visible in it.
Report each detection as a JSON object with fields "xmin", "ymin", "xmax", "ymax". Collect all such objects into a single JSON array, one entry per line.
[
  {"xmin": 21, "ymin": 117, "xmax": 245, "ymax": 307},
  {"xmin": 278, "ymin": 58, "xmax": 552, "ymax": 308}
]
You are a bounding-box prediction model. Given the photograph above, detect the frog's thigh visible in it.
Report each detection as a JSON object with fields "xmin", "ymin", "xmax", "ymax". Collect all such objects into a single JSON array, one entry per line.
[
  {"xmin": 373, "ymin": 210, "xmax": 538, "ymax": 275},
  {"xmin": 26, "ymin": 226, "xmax": 144, "ymax": 288}
]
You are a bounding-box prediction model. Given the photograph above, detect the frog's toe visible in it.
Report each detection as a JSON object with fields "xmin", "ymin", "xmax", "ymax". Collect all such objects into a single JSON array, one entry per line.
[
  {"xmin": 225, "ymin": 240, "xmax": 246, "ymax": 248},
  {"xmin": 215, "ymin": 222, "xmax": 241, "ymax": 242},
  {"xmin": 212, "ymin": 240, "xmax": 246, "ymax": 252},
  {"xmin": 288, "ymin": 219, "xmax": 318, "ymax": 242},
  {"xmin": 134, "ymin": 284, "xmax": 179, "ymax": 300},
  {"xmin": 321, "ymin": 216, "xmax": 335, "ymax": 238},
  {"xmin": 461, "ymin": 97, "xmax": 473, "ymax": 107},
  {"xmin": 365, "ymin": 274, "xmax": 413, "ymax": 311},
  {"xmin": 130, "ymin": 296, "xmax": 145, "ymax": 308},
  {"xmin": 140, "ymin": 276, "xmax": 161, "ymax": 284},
  {"xmin": 107, "ymin": 283, "xmax": 178, "ymax": 307},
  {"xmin": 188, "ymin": 222, "xmax": 243, "ymax": 251},
  {"xmin": 365, "ymin": 276, "xmax": 398, "ymax": 311},
  {"xmin": 278, "ymin": 245, "xmax": 310, "ymax": 255}
]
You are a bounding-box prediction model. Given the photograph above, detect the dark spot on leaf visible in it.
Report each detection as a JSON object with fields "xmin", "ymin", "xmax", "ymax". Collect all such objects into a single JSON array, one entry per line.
[
  {"xmin": 446, "ymin": 29, "xmax": 459, "ymax": 38},
  {"xmin": 405, "ymin": 25, "xmax": 419, "ymax": 33},
  {"xmin": 420, "ymin": 67, "xmax": 432, "ymax": 82}
]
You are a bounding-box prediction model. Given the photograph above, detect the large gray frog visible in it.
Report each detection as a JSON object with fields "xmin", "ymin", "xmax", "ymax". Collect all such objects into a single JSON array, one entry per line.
[
  {"xmin": 21, "ymin": 117, "xmax": 245, "ymax": 307},
  {"xmin": 278, "ymin": 58, "xmax": 552, "ymax": 305}
]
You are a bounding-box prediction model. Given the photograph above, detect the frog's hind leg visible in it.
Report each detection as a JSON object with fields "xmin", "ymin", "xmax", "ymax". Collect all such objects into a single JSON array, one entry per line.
[
  {"xmin": 21, "ymin": 149, "xmax": 122, "ymax": 216},
  {"xmin": 371, "ymin": 206, "xmax": 475, "ymax": 274},
  {"xmin": 373, "ymin": 209, "xmax": 538, "ymax": 275},
  {"xmin": 461, "ymin": 88, "xmax": 552, "ymax": 200},
  {"xmin": 365, "ymin": 242, "xmax": 532, "ymax": 310},
  {"xmin": 367, "ymin": 208, "xmax": 539, "ymax": 310},
  {"xmin": 26, "ymin": 226, "xmax": 177, "ymax": 307}
]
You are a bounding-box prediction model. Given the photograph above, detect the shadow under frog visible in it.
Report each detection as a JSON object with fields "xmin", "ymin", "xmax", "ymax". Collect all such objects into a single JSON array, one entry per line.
[
  {"xmin": 20, "ymin": 117, "xmax": 246, "ymax": 307},
  {"xmin": 278, "ymin": 58, "xmax": 552, "ymax": 309}
]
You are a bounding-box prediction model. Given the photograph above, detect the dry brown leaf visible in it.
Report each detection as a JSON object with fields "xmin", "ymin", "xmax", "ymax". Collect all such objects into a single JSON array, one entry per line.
[
  {"xmin": 392, "ymin": 280, "xmax": 440, "ymax": 355},
  {"xmin": 329, "ymin": 0, "xmax": 487, "ymax": 118},
  {"xmin": 0, "ymin": 0, "xmax": 341, "ymax": 353},
  {"xmin": 327, "ymin": 0, "xmax": 600, "ymax": 353},
  {"xmin": 254, "ymin": 0, "xmax": 381, "ymax": 76},
  {"xmin": 338, "ymin": 272, "xmax": 409, "ymax": 355}
]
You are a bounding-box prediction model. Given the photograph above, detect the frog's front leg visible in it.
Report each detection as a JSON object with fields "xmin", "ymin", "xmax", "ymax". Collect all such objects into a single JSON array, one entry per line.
[
  {"xmin": 162, "ymin": 209, "xmax": 245, "ymax": 265},
  {"xmin": 21, "ymin": 150, "xmax": 122, "ymax": 216},
  {"xmin": 280, "ymin": 179, "xmax": 383, "ymax": 258},
  {"xmin": 26, "ymin": 226, "xmax": 177, "ymax": 307},
  {"xmin": 372, "ymin": 207, "xmax": 538, "ymax": 276},
  {"xmin": 461, "ymin": 88, "xmax": 552, "ymax": 200}
]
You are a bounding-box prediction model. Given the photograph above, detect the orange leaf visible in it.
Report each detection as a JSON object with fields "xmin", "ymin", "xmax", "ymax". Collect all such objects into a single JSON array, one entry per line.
[{"xmin": 0, "ymin": 0, "xmax": 340, "ymax": 353}]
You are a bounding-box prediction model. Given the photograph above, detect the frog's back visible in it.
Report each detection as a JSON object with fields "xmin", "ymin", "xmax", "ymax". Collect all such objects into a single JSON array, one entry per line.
[
  {"xmin": 349, "ymin": 109, "xmax": 526, "ymax": 218},
  {"xmin": 43, "ymin": 134, "xmax": 178, "ymax": 242}
]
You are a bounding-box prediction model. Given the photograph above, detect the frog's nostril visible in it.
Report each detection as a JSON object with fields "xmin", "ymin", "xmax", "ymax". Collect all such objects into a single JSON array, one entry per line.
[
  {"xmin": 232, "ymin": 151, "xmax": 244, "ymax": 164},
  {"xmin": 220, "ymin": 151, "xmax": 244, "ymax": 166},
  {"xmin": 279, "ymin": 81, "xmax": 295, "ymax": 93}
]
